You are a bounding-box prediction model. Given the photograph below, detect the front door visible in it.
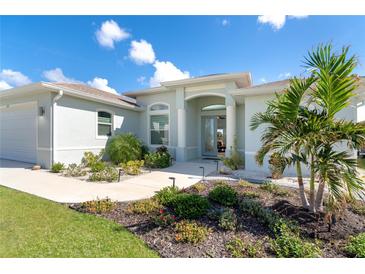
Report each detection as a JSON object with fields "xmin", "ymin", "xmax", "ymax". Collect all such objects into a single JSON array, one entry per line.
[{"xmin": 201, "ymin": 116, "xmax": 218, "ymax": 157}]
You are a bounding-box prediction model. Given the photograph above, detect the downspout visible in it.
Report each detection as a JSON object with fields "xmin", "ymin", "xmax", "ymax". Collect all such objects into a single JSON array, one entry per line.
[{"xmin": 51, "ymin": 90, "xmax": 63, "ymax": 166}]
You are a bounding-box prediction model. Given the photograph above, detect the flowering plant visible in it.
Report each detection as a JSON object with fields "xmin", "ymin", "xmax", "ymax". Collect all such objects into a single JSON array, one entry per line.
[{"xmin": 151, "ymin": 209, "xmax": 176, "ymax": 227}]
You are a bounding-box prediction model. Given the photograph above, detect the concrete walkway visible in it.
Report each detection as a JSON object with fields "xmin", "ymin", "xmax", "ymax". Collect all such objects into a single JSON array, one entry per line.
[{"xmin": 0, "ymin": 159, "xmax": 216, "ymax": 203}]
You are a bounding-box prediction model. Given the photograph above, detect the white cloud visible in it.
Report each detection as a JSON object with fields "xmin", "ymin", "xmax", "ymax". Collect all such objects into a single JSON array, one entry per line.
[
  {"xmin": 42, "ymin": 68, "xmax": 80, "ymax": 83},
  {"xmin": 221, "ymin": 19, "xmax": 229, "ymax": 26},
  {"xmin": 96, "ymin": 20, "xmax": 130, "ymax": 49},
  {"xmin": 258, "ymin": 15, "xmax": 308, "ymax": 30},
  {"xmin": 129, "ymin": 39, "xmax": 156, "ymax": 65},
  {"xmin": 0, "ymin": 69, "xmax": 31, "ymax": 88},
  {"xmin": 87, "ymin": 77, "xmax": 118, "ymax": 94},
  {"xmin": 258, "ymin": 15, "xmax": 286, "ymax": 30},
  {"xmin": 149, "ymin": 61, "xmax": 190, "ymax": 87},
  {"xmin": 0, "ymin": 80, "xmax": 13, "ymax": 91},
  {"xmin": 260, "ymin": 78, "xmax": 267, "ymax": 83},
  {"xmin": 137, "ymin": 76, "xmax": 146, "ymax": 85},
  {"xmin": 278, "ymin": 72, "xmax": 291, "ymax": 79}
]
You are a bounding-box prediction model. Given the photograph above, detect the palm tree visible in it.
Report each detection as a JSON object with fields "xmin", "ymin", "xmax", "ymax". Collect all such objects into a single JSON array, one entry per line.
[
  {"xmin": 250, "ymin": 77, "xmax": 315, "ymax": 208},
  {"xmin": 251, "ymin": 44, "xmax": 365, "ymax": 213}
]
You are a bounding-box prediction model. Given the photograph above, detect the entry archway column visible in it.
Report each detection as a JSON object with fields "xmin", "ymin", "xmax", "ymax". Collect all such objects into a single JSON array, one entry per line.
[
  {"xmin": 225, "ymin": 94, "xmax": 236, "ymax": 157},
  {"xmin": 176, "ymin": 87, "xmax": 187, "ymax": 161}
]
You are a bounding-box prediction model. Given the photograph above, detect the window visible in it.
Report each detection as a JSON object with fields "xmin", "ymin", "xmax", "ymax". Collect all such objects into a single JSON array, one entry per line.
[
  {"xmin": 149, "ymin": 103, "xmax": 169, "ymax": 145},
  {"xmin": 150, "ymin": 104, "xmax": 168, "ymax": 111},
  {"xmin": 97, "ymin": 111, "xmax": 112, "ymax": 137}
]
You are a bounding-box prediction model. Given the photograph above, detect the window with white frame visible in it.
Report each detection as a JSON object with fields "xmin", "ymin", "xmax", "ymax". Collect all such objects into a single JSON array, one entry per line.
[
  {"xmin": 149, "ymin": 104, "xmax": 169, "ymax": 145},
  {"xmin": 97, "ymin": 111, "xmax": 112, "ymax": 137}
]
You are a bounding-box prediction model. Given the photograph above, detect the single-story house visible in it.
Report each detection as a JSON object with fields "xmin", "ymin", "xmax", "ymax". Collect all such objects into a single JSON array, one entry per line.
[{"xmin": 1, "ymin": 72, "xmax": 364, "ymax": 174}]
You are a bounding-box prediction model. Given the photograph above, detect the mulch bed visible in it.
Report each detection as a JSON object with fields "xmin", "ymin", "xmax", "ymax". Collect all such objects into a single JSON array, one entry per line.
[{"xmin": 69, "ymin": 180, "xmax": 365, "ymax": 258}]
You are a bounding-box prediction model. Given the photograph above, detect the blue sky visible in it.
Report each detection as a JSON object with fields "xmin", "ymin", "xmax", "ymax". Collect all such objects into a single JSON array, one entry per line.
[{"xmin": 1, "ymin": 16, "xmax": 365, "ymax": 94}]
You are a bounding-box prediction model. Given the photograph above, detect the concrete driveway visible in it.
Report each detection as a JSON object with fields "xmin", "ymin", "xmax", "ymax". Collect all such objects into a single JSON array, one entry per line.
[{"xmin": 0, "ymin": 159, "xmax": 216, "ymax": 203}]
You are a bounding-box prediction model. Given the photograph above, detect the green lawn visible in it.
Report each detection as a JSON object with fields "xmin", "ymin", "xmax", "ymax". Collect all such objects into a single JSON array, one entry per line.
[{"xmin": 0, "ymin": 186, "xmax": 158, "ymax": 258}]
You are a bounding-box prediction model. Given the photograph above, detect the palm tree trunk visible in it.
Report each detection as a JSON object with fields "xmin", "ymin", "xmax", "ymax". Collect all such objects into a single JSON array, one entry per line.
[
  {"xmin": 295, "ymin": 161, "xmax": 309, "ymax": 208},
  {"xmin": 315, "ymin": 179, "xmax": 326, "ymax": 212},
  {"xmin": 309, "ymin": 153, "xmax": 316, "ymax": 212}
]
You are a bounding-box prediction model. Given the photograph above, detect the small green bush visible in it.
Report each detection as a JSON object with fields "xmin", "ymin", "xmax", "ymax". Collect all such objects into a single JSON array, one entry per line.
[
  {"xmin": 270, "ymin": 222, "xmax": 321, "ymax": 258},
  {"xmin": 81, "ymin": 150, "xmax": 104, "ymax": 167},
  {"xmin": 144, "ymin": 148, "xmax": 171, "ymax": 168},
  {"xmin": 151, "ymin": 209, "xmax": 177, "ymax": 227},
  {"xmin": 106, "ymin": 133, "xmax": 143, "ymax": 164},
  {"xmin": 208, "ymin": 185, "xmax": 238, "ymax": 206},
  {"xmin": 175, "ymin": 220, "xmax": 211, "ymax": 244},
  {"xmin": 81, "ymin": 197, "xmax": 116, "ymax": 214},
  {"xmin": 345, "ymin": 232, "xmax": 365, "ymax": 258},
  {"xmin": 218, "ymin": 208, "xmax": 237, "ymax": 231},
  {"xmin": 170, "ymin": 193, "xmax": 210, "ymax": 219},
  {"xmin": 90, "ymin": 161, "xmax": 106, "ymax": 173},
  {"xmin": 51, "ymin": 162, "xmax": 64, "ymax": 173},
  {"xmin": 226, "ymin": 237, "xmax": 263, "ymax": 258},
  {"xmin": 221, "ymin": 136, "xmax": 243, "ymax": 170},
  {"xmin": 126, "ymin": 198, "xmax": 161, "ymax": 214},
  {"xmin": 191, "ymin": 182, "xmax": 207, "ymax": 193},
  {"xmin": 64, "ymin": 163, "xmax": 87, "ymax": 177},
  {"xmin": 154, "ymin": 186, "xmax": 180, "ymax": 206},
  {"xmin": 237, "ymin": 179, "xmax": 254, "ymax": 188},
  {"xmin": 259, "ymin": 182, "xmax": 289, "ymax": 197},
  {"xmin": 120, "ymin": 160, "xmax": 144, "ymax": 175},
  {"xmin": 242, "ymin": 191, "xmax": 260, "ymax": 199},
  {"xmin": 268, "ymin": 152, "xmax": 286, "ymax": 179},
  {"xmin": 88, "ymin": 165, "xmax": 118, "ymax": 182}
]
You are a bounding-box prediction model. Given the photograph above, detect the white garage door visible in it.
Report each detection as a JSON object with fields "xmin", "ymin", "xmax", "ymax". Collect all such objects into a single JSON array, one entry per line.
[{"xmin": 0, "ymin": 102, "xmax": 37, "ymax": 163}]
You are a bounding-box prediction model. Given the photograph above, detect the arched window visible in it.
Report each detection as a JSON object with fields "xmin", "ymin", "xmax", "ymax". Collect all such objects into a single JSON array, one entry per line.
[
  {"xmin": 150, "ymin": 104, "xmax": 168, "ymax": 111},
  {"xmin": 97, "ymin": 111, "xmax": 112, "ymax": 137},
  {"xmin": 201, "ymin": 104, "xmax": 226, "ymax": 111},
  {"xmin": 149, "ymin": 103, "xmax": 169, "ymax": 145}
]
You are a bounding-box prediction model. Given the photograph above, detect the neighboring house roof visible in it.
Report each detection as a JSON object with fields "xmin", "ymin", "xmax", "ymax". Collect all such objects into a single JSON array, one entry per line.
[
  {"xmin": 0, "ymin": 82, "xmax": 142, "ymax": 110},
  {"xmin": 48, "ymin": 82, "xmax": 138, "ymax": 106}
]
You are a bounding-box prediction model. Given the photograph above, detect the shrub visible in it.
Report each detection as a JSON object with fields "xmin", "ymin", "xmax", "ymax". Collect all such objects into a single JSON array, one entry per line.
[
  {"xmin": 259, "ymin": 182, "xmax": 289, "ymax": 197},
  {"xmin": 120, "ymin": 160, "xmax": 144, "ymax": 175},
  {"xmin": 239, "ymin": 199, "xmax": 282, "ymax": 230},
  {"xmin": 64, "ymin": 163, "xmax": 87, "ymax": 177},
  {"xmin": 237, "ymin": 179, "xmax": 254, "ymax": 188},
  {"xmin": 218, "ymin": 208, "xmax": 237, "ymax": 231},
  {"xmin": 144, "ymin": 147, "xmax": 171, "ymax": 168},
  {"xmin": 81, "ymin": 197, "xmax": 116, "ymax": 214},
  {"xmin": 151, "ymin": 209, "xmax": 177, "ymax": 227},
  {"xmin": 106, "ymin": 133, "xmax": 142, "ymax": 164},
  {"xmin": 226, "ymin": 238, "xmax": 263, "ymax": 258},
  {"xmin": 345, "ymin": 232, "xmax": 365, "ymax": 258},
  {"xmin": 175, "ymin": 220, "xmax": 211, "ymax": 244},
  {"xmin": 268, "ymin": 152, "xmax": 286, "ymax": 179},
  {"xmin": 270, "ymin": 222, "xmax": 321, "ymax": 258},
  {"xmin": 126, "ymin": 198, "xmax": 161, "ymax": 214},
  {"xmin": 90, "ymin": 161, "xmax": 106, "ymax": 173},
  {"xmin": 221, "ymin": 136, "xmax": 243, "ymax": 170},
  {"xmin": 208, "ymin": 185, "xmax": 238, "ymax": 206},
  {"xmin": 51, "ymin": 162, "xmax": 64, "ymax": 173},
  {"xmin": 154, "ymin": 186, "xmax": 180, "ymax": 206},
  {"xmin": 191, "ymin": 182, "xmax": 207, "ymax": 193},
  {"xmin": 169, "ymin": 193, "xmax": 210, "ymax": 219},
  {"xmin": 207, "ymin": 207, "xmax": 225, "ymax": 221},
  {"xmin": 88, "ymin": 165, "xmax": 119, "ymax": 182},
  {"xmin": 81, "ymin": 150, "xmax": 104, "ymax": 167},
  {"xmin": 242, "ymin": 191, "xmax": 260, "ymax": 199}
]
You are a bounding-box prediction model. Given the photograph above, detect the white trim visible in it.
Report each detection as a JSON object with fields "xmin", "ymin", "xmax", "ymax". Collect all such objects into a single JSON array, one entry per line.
[
  {"xmin": 96, "ymin": 109, "xmax": 114, "ymax": 139},
  {"xmin": 185, "ymin": 92, "xmax": 227, "ymax": 101},
  {"xmin": 147, "ymin": 102, "xmax": 171, "ymax": 146}
]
